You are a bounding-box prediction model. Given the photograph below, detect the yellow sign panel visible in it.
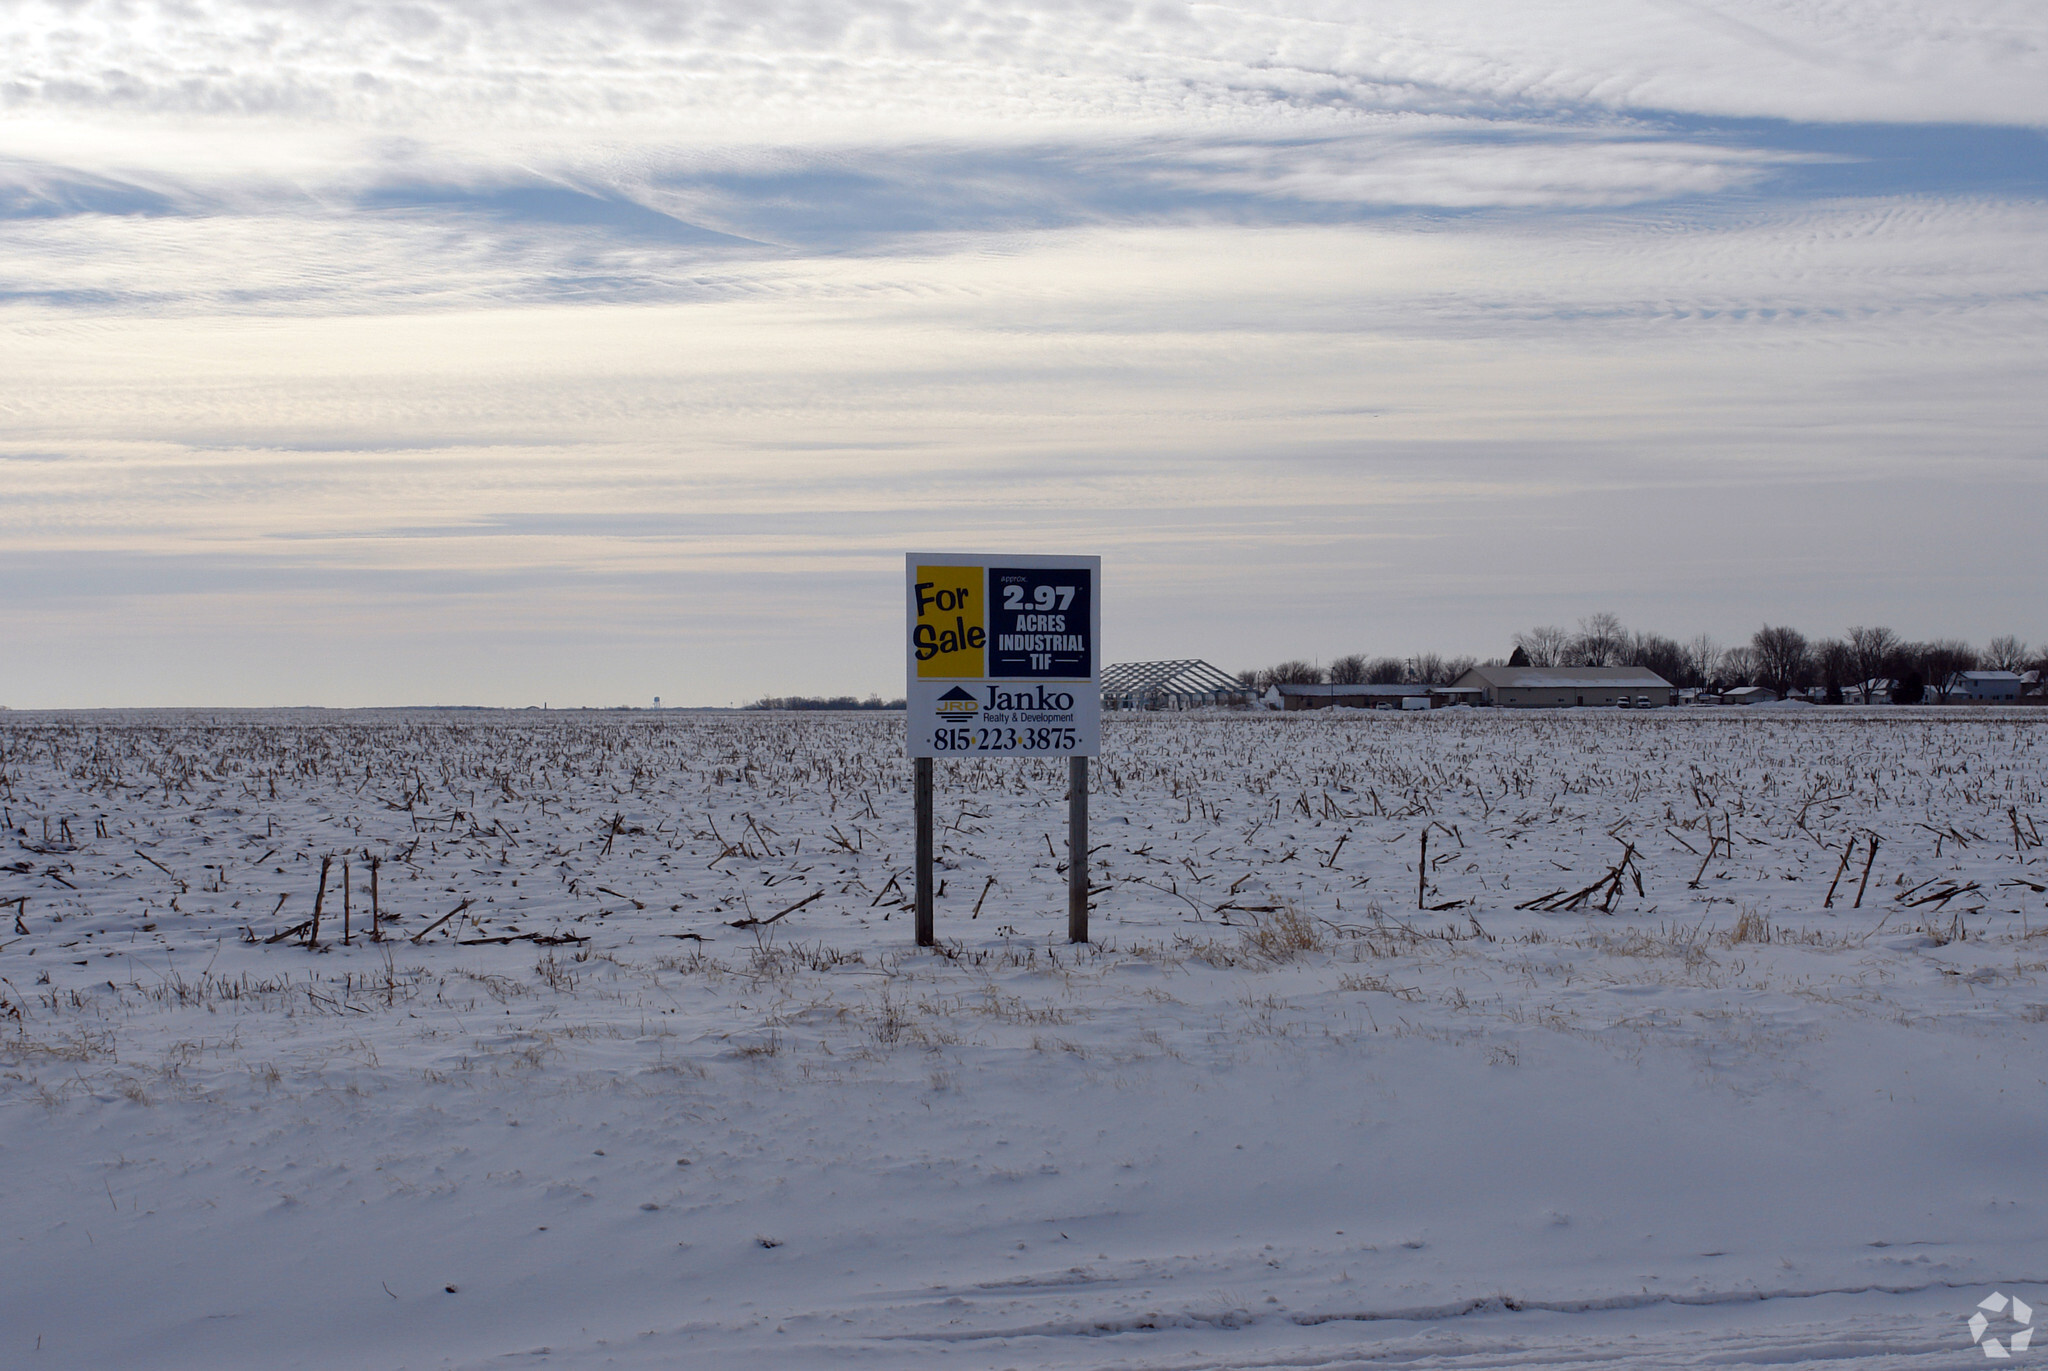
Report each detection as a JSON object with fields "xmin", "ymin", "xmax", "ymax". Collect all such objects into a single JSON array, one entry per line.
[{"xmin": 912, "ymin": 564, "xmax": 986, "ymax": 678}]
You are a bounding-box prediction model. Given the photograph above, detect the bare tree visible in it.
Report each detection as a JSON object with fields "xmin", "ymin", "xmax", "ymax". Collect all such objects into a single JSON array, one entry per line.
[
  {"xmin": 1751, "ymin": 625, "xmax": 1810, "ymax": 697},
  {"xmin": 1572, "ymin": 612, "xmax": 1629, "ymax": 667},
  {"xmin": 1328, "ymin": 654, "xmax": 1370, "ymax": 685},
  {"xmin": 1365, "ymin": 656, "xmax": 1406, "ymax": 685},
  {"xmin": 1813, "ymin": 638, "xmax": 1855, "ymax": 702},
  {"xmin": 1918, "ymin": 640, "xmax": 1978, "ymax": 700},
  {"xmin": 1628, "ymin": 632, "xmax": 1688, "ymax": 685},
  {"xmin": 1718, "ymin": 645, "xmax": 1758, "ymax": 689},
  {"xmin": 1684, "ymin": 634, "xmax": 1721, "ymax": 688},
  {"xmin": 1792, "ymin": 649, "xmax": 1820, "ymax": 694},
  {"xmin": 1514, "ymin": 626, "xmax": 1570, "ymax": 668},
  {"xmin": 1262, "ymin": 660, "xmax": 1325, "ymax": 687},
  {"xmin": 1406, "ymin": 652, "xmax": 1448, "ymax": 684},
  {"xmin": 1984, "ymin": 635, "xmax": 2031, "ymax": 672},
  {"xmin": 1846, "ymin": 626, "xmax": 1901, "ymax": 692},
  {"xmin": 1442, "ymin": 655, "xmax": 1477, "ymax": 683}
]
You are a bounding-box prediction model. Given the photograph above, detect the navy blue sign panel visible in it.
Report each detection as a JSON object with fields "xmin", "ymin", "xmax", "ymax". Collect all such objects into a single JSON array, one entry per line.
[{"xmin": 987, "ymin": 567, "xmax": 1093, "ymax": 679}]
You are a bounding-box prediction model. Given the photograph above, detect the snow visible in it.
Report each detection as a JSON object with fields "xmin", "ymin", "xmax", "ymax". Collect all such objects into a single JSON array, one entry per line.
[{"xmin": 3, "ymin": 707, "xmax": 2046, "ymax": 1369}]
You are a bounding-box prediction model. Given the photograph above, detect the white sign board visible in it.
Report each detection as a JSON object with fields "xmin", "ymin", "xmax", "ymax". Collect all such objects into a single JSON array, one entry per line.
[{"xmin": 905, "ymin": 553, "xmax": 1101, "ymax": 758}]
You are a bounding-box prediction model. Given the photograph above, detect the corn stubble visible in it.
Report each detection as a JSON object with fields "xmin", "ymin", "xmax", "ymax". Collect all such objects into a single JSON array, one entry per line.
[{"xmin": 0, "ymin": 707, "xmax": 2043, "ymax": 1100}]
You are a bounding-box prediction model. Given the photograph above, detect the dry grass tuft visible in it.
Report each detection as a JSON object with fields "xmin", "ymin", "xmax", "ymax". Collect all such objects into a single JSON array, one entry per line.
[
  {"xmin": 731, "ymin": 1031, "xmax": 782, "ymax": 1059},
  {"xmin": 1729, "ymin": 909, "xmax": 1773, "ymax": 944},
  {"xmin": 1241, "ymin": 904, "xmax": 1323, "ymax": 960}
]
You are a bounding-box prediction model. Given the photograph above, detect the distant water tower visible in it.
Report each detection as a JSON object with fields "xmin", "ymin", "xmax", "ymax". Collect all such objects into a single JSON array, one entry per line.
[{"xmin": 653, "ymin": 696, "xmax": 662, "ymax": 709}]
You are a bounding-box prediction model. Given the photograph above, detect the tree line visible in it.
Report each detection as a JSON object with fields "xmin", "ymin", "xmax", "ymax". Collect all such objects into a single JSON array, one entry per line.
[
  {"xmin": 1242, "ymin": 614, "xmax": 2042, "ymax": 703},
  {"xmin": 1242, "ymin": 653, "xmax": 1481, "ymax": 690},
  {"xmin": 747, "ymin": 695, "xmax": 906, "ymax": 711}
]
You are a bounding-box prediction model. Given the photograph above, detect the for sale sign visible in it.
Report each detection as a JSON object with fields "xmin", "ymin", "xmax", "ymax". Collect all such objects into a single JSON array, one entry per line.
[{"xmin": 906, "ymin": 554, "xmax": 1101, "ymax": 757}]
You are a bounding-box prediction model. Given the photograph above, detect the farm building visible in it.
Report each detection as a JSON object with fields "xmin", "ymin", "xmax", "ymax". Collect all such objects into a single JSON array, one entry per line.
[
  {"xmin": 1944, "ymin": 670, "xmax": 2025, "ymax": 703},
  {"xmin": 1452, "ymin": 665, "xmax": 1676, "ymax": 709},
  {"xmin": 1100, "ymin": 659, "xmax": 1254, "ymax": 711},
  {"xmin": 1261, "ymin": 683, "xmax": 1432, "ymax": 711},
  {"xmin": 1721, "ymin": 686, "xmax": 1778, "ymax": 705}
]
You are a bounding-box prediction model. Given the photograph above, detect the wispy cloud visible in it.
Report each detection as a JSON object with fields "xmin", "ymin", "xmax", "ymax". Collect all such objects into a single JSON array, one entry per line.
[
  {"xmin": 8, "ymin": 0, "xmax": 2047, "ymax": 131},
  {"xmin": 2, "ymin": 2, "xmax": 2046, "ymax": 703}
]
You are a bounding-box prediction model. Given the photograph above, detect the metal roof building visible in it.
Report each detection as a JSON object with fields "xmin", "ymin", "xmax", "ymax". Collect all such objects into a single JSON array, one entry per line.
[
  {"xmin": 1452, "ymin": 665, "xmax": 1676, "ymax": 708},
  {"xmin": 1260, "ymin": 683, "xmax": 1487, "ymax": 711},
  {"xmin": 1261, "ymin": 682, "xmax": 1426, "ymax": 710},
  {"xmin": 1101, "ymin": 659, "xmax": 1252, "ymax": 711}
]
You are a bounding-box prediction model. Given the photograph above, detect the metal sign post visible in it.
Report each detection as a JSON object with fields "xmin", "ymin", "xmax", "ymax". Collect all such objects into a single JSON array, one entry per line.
[
  {"xmin": 1068, "ymin": 756, "xmax": 1088, "ymax": 943},
  {"xmin": 914, "ymin": 755, "xmax": 934, "ymax": 945},
  {"xmin": 905, "ymin": 553, "xmax": 1102, "ymax": 946}
]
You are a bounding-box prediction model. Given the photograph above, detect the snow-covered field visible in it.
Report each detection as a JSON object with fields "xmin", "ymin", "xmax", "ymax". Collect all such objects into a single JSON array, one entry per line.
[{"xmin": 3, "ymin": 707, "xmax": 2046, "ymax": 1370}]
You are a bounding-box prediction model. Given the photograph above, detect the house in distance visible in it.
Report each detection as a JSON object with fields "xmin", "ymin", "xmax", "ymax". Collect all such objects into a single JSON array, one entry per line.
[
  {"xmin": 1945, "ymin": 670, "xmax": 2025, "ymax": 703},
  {"xmin": 1452, "ymin": 664, "xmax": 1677, "ymax": 708}
]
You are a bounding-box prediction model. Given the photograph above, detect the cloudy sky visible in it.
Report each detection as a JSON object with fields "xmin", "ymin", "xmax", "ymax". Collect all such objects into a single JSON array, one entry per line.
[{"xmin": 3, "ymin": 0, "xmax": 2045, "ymax": 706}]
